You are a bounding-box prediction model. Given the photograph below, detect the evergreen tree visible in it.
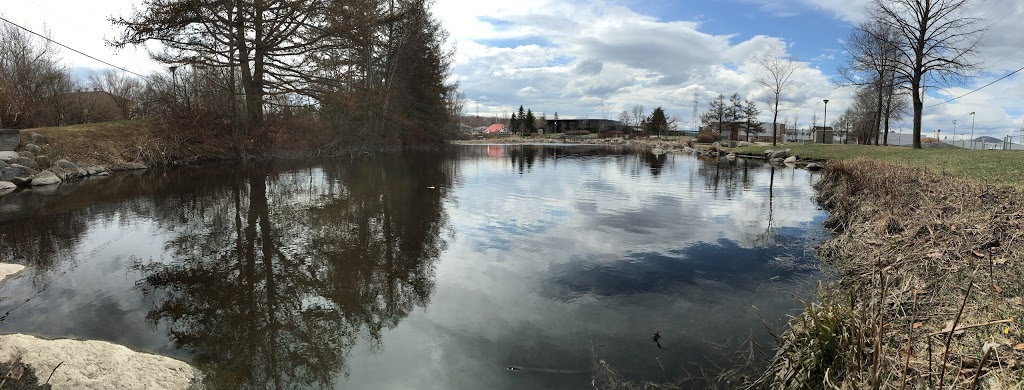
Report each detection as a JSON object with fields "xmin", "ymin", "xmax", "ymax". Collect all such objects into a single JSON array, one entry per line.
[
  {"xmin": 743, "ymin": 100, "xmax": 764, "ymax": 142},
  {"xmin": 727, "ymin": 93, "xmax": 743, "ymax": 141},
  {"xmin": 700, "ymin": 94, "xmax": 727, "ymax": 133},
  {"xmin": 646, "ymin": 107, "xmax": 669, "ymax": 136},
  {"xmin": 510, "ymin": 112, "xmax": 518, "ymax": 134},
  {"xmin": 525, "ymin": 109, "xmax": 537, "ymax": 134},
  {"xmin": 517, "ymin": 105, "xmax": 526, "ymax": 134}
]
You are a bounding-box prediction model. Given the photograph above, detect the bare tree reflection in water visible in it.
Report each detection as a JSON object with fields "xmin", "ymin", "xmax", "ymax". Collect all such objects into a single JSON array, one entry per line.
[{"xmin": 133, "ymin": 152, "xmax": 455, "ymax": 389}]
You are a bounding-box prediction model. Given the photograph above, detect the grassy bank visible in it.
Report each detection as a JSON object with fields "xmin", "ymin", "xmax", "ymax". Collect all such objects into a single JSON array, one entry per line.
[
  {"xmin": 757, "ymin": 159, "xmax": 1024, "ymax": 389},
  {"xmin": 19, "ymin": 120, "xmax": 155, "ymax": 169},
  {"xmin": 735, "ymin": 144, "xmax": 1024, "ymax": 188}
]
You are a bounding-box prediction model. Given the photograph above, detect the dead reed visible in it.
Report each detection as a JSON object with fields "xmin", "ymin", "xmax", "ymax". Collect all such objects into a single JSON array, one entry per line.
[{"xmin": 756, "ymin": 159, "xmax": 1024, "ymax": 389}]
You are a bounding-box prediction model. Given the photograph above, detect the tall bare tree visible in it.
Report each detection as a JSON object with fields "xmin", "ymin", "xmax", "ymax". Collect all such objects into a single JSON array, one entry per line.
[
  {"xmin": 89, "ymin": 70, "xmax": 143, "ymax": 119},
  {"xmin": 631, "ymin": 105, "xmax": 646, "ymax": 130},
  {"xmin": 869, "ymin": 0, "xmax": 985, "ymax": 149},
  {"xmin": 753, "ymin": 46, "xmax": 798, "ymax": 146}
]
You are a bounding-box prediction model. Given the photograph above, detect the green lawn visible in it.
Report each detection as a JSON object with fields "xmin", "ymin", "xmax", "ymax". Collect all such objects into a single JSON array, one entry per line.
[{"xmin": 735, "ymin": 144, "xmax": 1024, "ymax": 188}]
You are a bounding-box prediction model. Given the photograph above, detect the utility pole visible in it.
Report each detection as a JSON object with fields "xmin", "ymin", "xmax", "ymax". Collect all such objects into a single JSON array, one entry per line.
[{"xmin": 692, "ymin": 91, "xmax": 699, "ymax": 133}]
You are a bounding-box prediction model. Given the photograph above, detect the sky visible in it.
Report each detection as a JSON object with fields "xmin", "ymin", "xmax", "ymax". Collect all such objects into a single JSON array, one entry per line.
[{"xmin": 2, "ymin": 0, "xmax": 1023, "ymax": 140}]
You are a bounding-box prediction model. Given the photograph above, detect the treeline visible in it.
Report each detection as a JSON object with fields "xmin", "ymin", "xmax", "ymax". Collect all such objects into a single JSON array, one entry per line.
[
  {"xmin": 0, "ymin": 24, "xmax": 144, "ymax": 128},
  {"xmin": 2, "ymin": 0, "xmax": 461, "ymax": 154},
  {"xmin": 835, "ymin": 0, "xmax": 982, "ymax": 148},
  {"xmin": 699, "ymin": 93, "xmax": 763, "ymax": 142}
]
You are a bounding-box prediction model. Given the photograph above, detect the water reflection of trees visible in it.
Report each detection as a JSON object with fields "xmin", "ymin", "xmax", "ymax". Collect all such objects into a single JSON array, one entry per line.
[{"xmin": 134, "ymin": 152, "xmax": 454, "ymax": 389}]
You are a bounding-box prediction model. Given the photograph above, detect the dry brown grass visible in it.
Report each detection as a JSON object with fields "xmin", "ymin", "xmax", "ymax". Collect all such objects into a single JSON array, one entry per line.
[
  {"xmin": 758, "ymin": 159, "xmax": 1024, "ymax": 389},
  {"xmin": 19, "ymin": 120, "xmax": 154, "ymax": 169}
]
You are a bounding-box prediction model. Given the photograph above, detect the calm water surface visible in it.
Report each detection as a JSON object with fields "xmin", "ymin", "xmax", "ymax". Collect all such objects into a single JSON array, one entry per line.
[{"xmin": 0, "ymin": 145, "xmax": 828, "ymax": 389}]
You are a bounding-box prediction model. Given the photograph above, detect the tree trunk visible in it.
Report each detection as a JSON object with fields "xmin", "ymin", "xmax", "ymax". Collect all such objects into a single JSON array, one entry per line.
[
  {"xmin": 911, "ymin": 76, "xmax": 923, "ymax": 149},
  {"xmin": 771, "ymin": 97, "xmax": 779, "ymax": 146}
]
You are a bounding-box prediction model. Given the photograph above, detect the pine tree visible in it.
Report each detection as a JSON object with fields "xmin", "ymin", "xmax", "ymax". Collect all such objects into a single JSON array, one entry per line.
[
  {"xmin": 646, "ymin": 107, "xmax": 669, "ymax": 135},
  {"xmin": 517, "ymin": 105, "xmax": 526, "ymax": 134},
  {"xmin": 743, "ymin": 100, "xmax": 763, "ymax": 142},
  {"xmin": 510, "ymin": 112, "xmax": 518, "ymax": 134},
  {"xmin": 525, "ymin": 109, "xmax": 537, "ymax": 134}
]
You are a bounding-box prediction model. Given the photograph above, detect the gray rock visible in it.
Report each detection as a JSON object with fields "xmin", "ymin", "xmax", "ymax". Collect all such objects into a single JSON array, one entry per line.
[
  {"xmin": 14, "ymin": 156, "xmax": 39, "ymax": 170},
  {"xmin": 784, "ymin": 156, "xmax": 797, "ymax": 163},
  {"xmin": 770, "ymin": 158, "xmax": 786, "ymax": 165},
  {"xmin": 806, "ymin": 162, "xmax": 825, "ymax": 171},
  {"xmin": 0, "ymin": 151, "xmax": 19, "ymax": 162},
  {"xmin": 35, "ymin": 155, "xmax": 51, "ymax": 169},
  {"xmin": 24, "ymin": 144, "xmax": 42, "ymax": 155},
  {"xmin": 18, "ymin": 150, "xmax": 34, "ymax": 159},
  {"xmin": 0, "ymin": 164, "xmax": 34, "ymax": 185},
  {"xmin": 0, "ymin": 160, "xmax": 7, "ymax": 169},
  {"xmin": 737, "ymin": 141, "xmax": 751, "ymax": 147},
  {"xmin": 29, "ymin": 132, "xmax": 48, "ymax": 145},
  {"xmin": 769, "ymin": 150, "xmax": 790, "ymax": 160},
  {"xmin": 97, "ymin": 171, "xmax": 110, "ymax": 176},
  {"xmin": 124, "ymin": 162, "xmax": 149, "ymax": 170},
  {"xmin": 55, "ymin": 159, "xmax": 80, "ymax": 170},
  {"xmin": 53, "ymin": 159, "xmax": 87, "ymax": 179},
  {"xmin": 31, "ymin": 170, "xmax": 61, "ymax": 186},
  {"xmin": 0, "ymin": 181, "xmax": 15, "ymax": 192}
]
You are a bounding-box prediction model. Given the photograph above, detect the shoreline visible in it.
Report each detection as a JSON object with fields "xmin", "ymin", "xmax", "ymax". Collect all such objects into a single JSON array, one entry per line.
[{"xmin": 754, "ymin": 159, "xmax": 1024, "ymax": 388}]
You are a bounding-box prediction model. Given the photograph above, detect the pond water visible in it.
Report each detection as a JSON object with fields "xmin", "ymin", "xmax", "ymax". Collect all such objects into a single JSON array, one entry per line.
[{"xmin": 0, "ymin": 145, "xmax": 828, "ymax": 389}]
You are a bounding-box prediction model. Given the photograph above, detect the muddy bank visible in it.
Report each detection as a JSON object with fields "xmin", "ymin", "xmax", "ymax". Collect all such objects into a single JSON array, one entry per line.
[{"xmin": 757, "ymin": 159, "xmax": 1024, "ymax": 388}]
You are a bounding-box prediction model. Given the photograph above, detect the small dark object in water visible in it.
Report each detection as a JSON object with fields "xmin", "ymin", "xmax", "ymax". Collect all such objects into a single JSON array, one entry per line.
[
  {"xmin": 652, "ymin": 331, "xmax": 663, "ymax": 348},
  {"xmin": 506, "ymin": 366, "xmax": 523, "ymax": 371}
]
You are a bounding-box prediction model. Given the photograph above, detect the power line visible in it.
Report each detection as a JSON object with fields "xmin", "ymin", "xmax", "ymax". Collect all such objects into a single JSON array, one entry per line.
[
  {"xmin": 0, "ymin": 15, "xmax": 149, "ymax": 79},
  {"xmin": 925, "ymin": 65, "xmax": 1024, "ymax": 108}
]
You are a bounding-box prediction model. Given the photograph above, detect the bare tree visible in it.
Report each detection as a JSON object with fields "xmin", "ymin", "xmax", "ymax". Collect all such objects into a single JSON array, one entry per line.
[
  {"xmin": 753, "ymin": 46, "xmax": 798, "ymax": 146},
  {"xmin": 631, "ymin": 105, "xmax": 645, "ymax": 130},
  {"xmin": 869, "ymin": 0, "xmax": 985, "ymax": 149},
  {"xmin": 90, "ymin": 70, "xmax": 143, "ymax": 119},
  {"xmin": 617, "ymin": 110, "xmax": 631, "ymax": 129}
]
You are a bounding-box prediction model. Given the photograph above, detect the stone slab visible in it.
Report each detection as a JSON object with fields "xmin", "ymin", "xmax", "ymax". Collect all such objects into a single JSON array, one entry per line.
[{"xmin": 0, "ymin": 129, "xmax": 20, "ymax": 151}]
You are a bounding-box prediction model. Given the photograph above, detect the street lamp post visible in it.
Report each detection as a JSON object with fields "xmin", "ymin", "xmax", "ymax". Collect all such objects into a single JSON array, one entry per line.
[
  {"xmin": 822, "ymin": 99, "xmax": 829, "ymax": 142},
  {"xmin": 969, "ymin": 112, "xmax": 976, "ymax": 150}
]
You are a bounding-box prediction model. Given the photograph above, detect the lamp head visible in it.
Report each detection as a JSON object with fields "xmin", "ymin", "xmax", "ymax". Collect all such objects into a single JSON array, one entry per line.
[{"xmin": 823, "ymin": 99, "xmax": 829, "ymax": 104}]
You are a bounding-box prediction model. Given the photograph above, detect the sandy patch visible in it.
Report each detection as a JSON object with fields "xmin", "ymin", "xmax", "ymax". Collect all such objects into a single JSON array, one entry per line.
[{"xmin": 0, "ymin": 334, "xmax": 198, "ymax": 390}]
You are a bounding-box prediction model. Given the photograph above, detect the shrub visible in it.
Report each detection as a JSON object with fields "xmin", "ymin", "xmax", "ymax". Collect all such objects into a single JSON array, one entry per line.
[
  {"xmin": 599, "ymin": 130, "xmax": 624, "ymax": 139},
  {"xmin": 696, "ymin": 131, "xmax": 721, "ymax": 143}
]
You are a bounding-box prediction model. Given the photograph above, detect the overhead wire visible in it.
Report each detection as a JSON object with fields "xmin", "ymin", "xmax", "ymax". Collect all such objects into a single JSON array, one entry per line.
[{"xmin": 0, "ymin": 14, "xmax": 149, "ymax": 79}]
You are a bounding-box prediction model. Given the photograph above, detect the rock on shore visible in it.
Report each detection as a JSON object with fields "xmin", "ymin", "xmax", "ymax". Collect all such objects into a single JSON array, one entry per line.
[
  {"xmin": 0, "ymin": 263, "xmax": 25, "ymax": 283},
  {"xmin": 0, "ymin": 334, "xmax": 199, "ymax": 390}
]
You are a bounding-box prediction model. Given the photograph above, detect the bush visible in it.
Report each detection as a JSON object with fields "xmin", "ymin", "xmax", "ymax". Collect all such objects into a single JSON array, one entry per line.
[
  {"xmin": 599, "ymin": 130, "xmax": 624, "ymax": 139},
  {"xmin": 696, "ymin": 131, "xmax": 721, "ymax": 143}
]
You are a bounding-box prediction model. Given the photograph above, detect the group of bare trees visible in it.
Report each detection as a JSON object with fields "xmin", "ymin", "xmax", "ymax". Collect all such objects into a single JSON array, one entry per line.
[
  {"xmin": 0, "ymin": 23, "xmax": 142, "ymax": 128},
  {"xmin": 837, "ymin": 0, "xmax": 983, "ymax": 147},
  {"xmin": 700, "ymin": 93, "xmax": 763, "ymax": 142},
  {"xmin": 109, "ymin": 0, "xmax": 460, "ymax": 149}
]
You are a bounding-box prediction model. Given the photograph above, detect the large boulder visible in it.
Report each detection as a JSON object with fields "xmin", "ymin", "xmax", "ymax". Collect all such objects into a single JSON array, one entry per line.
[
  {"xmin": 0, "ymin": 181, "xmax": 15, "ymax": 193},
  {"xmin": 769, "ymin": 150, "xmax": 790, "ymax": 160},
  {"xmin": 28, "ymin": 132, "xmax": 48, "ymax": 145},
  {"xmin": 0, "ymin": 151, "xmax": 18, "ymax": 163},
  {"xmin": 737, "ymin": 141, "xmax": 751, "ymax": 147},
  {"xmin": 24, "ymin": 143, "xmax": 42, "ymax": 155},
  {"xmin": 52, "ymin": 159, "xmax": 87, "ymax": 180},
  {"xmin": 14, "ymin": 156, "xmax": 39, "ymax": 170},
  {"xmin": 784, "ymin": 156, "xmax": 797, "ymax": 163},
  {"xmin": 31, "ymin": 170, "xmax": 61, "ymax": 186},
  {"xmin": 0, "ymin": 164, "xmax": 34, "ymax": 185}
]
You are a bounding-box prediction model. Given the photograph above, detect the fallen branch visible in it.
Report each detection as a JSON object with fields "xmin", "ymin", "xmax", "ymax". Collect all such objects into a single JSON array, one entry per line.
[{"xmin": 927, "ymin": 319, "xmax": 1014, "ymax": 337}]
